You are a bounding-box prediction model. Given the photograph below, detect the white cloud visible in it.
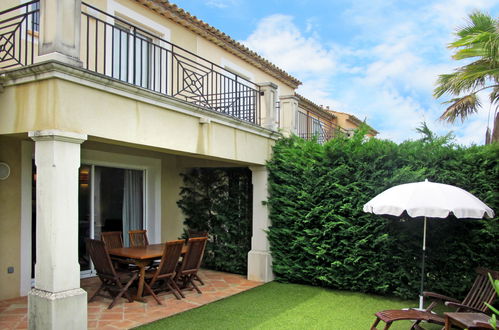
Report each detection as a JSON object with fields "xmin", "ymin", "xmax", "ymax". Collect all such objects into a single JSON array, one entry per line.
[
  {"xmin": 241, "ymin": 2, "xmax": 497, "ymax": 145},
  {"xmin": 428, "ymin": 0, "xmax": 498, "ymax": 31},
  {"xmin": 205, "ymin": 0, "xmax": 238, "ymax": 9},
  {"xmin": 242, "ymin": 14, "xmax": 337, "ymax": 77}
]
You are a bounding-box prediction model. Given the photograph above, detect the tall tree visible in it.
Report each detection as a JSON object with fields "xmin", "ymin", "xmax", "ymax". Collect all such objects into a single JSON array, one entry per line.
[{"xmin": 434, "ymin": 11, "xmax": 499, "ymax": 143}]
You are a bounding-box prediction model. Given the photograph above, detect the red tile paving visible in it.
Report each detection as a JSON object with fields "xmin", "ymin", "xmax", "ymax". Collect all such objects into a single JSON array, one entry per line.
[{"xmin": 0, "ymin": 269, "xmax": 262, "ymax": 330}]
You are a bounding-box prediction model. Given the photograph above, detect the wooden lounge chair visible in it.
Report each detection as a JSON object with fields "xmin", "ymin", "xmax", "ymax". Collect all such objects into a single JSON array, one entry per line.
[
  {"xmin": 371, "ymin": 267, "xmax": 499, "ymax": 330},
  {"xmin": 174, "ymin": 236, "xmax": 208, "ymax": 297},
  {"xmin": 143, "ymin": 240, "xmax": 185, "ymax": 305},
  {"xmin": 85, "ymin": 238, "xmax": 138, "ymax": 309},
  {"xmin": 129, "ymin": 229, "xmax": 149, "ymax": 247}
]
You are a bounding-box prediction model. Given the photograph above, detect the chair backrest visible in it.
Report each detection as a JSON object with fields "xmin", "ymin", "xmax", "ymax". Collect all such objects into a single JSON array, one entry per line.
[
  {"xmin": 101, "ymin": 231, "xmax": 123, "ymax": 250},
  {"xmin": 150, "ymin": 240, "xmax": 185, "ymax": 284},
  {"xmin": 460, "ymin": 267, "xmax": 499, "ymax": 312},
  {"xmin": 188, "ymin": 229, "xmax": 208, "ymax": 238},
  {"xmin": 178, "ymin": 237, "xmax": 208, "ymax": 275},
  {"xmin": 129, "ymin": 230, "xmax": 149, "ymax": 247},
  {"xmin": 85, "ymin": 238, "xmax": 117, "ymax": 280}
]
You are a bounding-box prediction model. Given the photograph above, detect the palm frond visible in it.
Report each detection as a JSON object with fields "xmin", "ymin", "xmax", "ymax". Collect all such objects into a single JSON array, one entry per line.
[
  {"xmin": 456, "ymin": 11, "xmax": 495, "ymax": 38},
  {"xmin": 440, "ymin": 94, "xmax": 481, "ymax": 123},
  {"xmin": 434, "ymin": 68, "xmax": 490, "ymax": 98},
  {"xmin": 452, "ymin": 33, "xmax": 499, "ymax": 63},
  {"xmin": 435, "ymin": 11, "xmax": 498, "ymax": 124}
]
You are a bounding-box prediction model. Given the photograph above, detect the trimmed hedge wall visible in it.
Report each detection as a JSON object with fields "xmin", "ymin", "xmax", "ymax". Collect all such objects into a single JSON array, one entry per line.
[
  {"xmin": 177, "ymin": 168, "xmax": 252, "ymax": 275},
  {"xmin": 267, "ymin": 132, "xmax": 499, "ymax": 299}
]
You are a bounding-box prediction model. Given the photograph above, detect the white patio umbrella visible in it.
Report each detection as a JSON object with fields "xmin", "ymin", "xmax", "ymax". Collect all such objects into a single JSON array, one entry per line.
[{"xmin": 363, "ymin": 179, "xmax": 494, "ymax": 310}]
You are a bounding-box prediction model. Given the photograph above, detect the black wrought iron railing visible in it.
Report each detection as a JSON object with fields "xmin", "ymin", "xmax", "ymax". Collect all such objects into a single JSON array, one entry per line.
[
  {"xmin": 0, "ymin": 0, "xmax": 39, "ymax": 69},
  {"xmin": 296, "ymin": 111, "xmax": 346, "ymax": 144},
  {"xmin": 80, "ymin": 2, "xmax": 261, "ymax": 124}
]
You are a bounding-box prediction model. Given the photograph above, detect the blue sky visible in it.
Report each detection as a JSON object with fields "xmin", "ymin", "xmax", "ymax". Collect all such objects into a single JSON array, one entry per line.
[{"xmin": 172, "ymin": 0, "xmax": 499, "ymax": 144}]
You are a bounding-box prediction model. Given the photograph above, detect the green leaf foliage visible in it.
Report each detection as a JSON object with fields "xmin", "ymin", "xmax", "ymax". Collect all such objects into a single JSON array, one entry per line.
[
  {"xmin": 267, "ymin": 131, "xmax": 499, "ymax": 299},
  {"xmin": 177, "ymin": 168, "xmax": 252, "ymax": 275}
]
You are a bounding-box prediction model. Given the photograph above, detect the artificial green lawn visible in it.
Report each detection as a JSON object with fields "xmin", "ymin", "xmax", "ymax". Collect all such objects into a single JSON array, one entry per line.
[{"xmin": 137, "ymin": 282, "xmax": 445, "ymax": 329}]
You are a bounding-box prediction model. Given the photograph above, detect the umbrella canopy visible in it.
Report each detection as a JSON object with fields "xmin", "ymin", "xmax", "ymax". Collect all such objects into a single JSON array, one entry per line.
[
  {"xmin": 363, "ymin": 179, "xmax": 494, "ymax": 310},
  {"xmin": 363, "ymin": 179, "xmax": 494, "ymax": 219}
]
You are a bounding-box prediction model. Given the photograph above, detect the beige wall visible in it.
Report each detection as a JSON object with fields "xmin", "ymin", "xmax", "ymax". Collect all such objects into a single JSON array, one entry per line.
[
  {"xmin": 0, "ymin": 136, "xmax": 22, "ymax": 300},
  {"xmin": 161, "ymin": 155, "xmax": 184, "ymax": 241},
  {"xmin": 337, "ymin": 115, "xmax": 359, "ymax": 131}
]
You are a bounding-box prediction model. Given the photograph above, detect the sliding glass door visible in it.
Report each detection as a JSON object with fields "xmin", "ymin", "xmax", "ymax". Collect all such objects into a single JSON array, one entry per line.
[
  {"xmin": 31, "ymin": 158, "xmax": 152, "ymax": 282},
  {"xmin": 78, "ymin": 165, "xmax": 144, "ymax": 276}
]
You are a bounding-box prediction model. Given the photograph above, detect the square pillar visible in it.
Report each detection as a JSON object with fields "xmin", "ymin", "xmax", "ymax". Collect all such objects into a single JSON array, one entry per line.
[
  {"xmin": 279, "ymin": 95, "xmax": 299, "ymax": 137},
  {"xmin": 36, "ymin": 0, "xmax": 82, "ymax": 66},
  {"xmin": 248, "ymin": 166, "xmax": 274, "ymax": 282},
  {"xmin": 28, "ymin": 130, "xmax": 87, "ymax": 330},
  {"xmin": 258, "ymin": 82, "xmax": 278, "ymax": 131}
]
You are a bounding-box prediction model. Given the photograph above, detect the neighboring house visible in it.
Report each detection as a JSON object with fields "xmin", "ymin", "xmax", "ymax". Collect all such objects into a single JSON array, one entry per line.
[
  {"xmin": 294, "ymin": 94, "xmax": 345, "ymax": 144},
  {"xmin": 327, "ymin": 110, "xmax": 379, "ymax": 138},
  {"xmin": 0, "ymin": 1, "xmax": 378, "ymax": 328},
  {"xmin": 294, "ymin": 94, "xmax": 378, "ymax": 143}
]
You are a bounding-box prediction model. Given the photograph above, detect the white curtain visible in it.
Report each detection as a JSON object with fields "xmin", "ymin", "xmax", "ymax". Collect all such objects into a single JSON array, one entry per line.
[{"xmin": 122, "ymin": 169, "xmax": 144, "ymax": 247}]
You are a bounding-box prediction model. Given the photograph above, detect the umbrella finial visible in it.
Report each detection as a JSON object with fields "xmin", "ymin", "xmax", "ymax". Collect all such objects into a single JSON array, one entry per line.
[{"xmin": 424, "ymin": 178, "xmax": 429, "ymax": 183}]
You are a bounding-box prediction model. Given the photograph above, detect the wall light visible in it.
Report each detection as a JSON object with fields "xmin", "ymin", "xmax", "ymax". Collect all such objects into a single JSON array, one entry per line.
[{"xmin": 0, "ymin": 162, "xmax": 10, "ymax": 180}]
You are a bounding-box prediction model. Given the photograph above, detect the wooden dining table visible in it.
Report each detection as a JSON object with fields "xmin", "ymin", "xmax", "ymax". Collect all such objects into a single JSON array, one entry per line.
[{"xmin": 108, "ymin": 243, "xmax": 188, "ymax": 302}]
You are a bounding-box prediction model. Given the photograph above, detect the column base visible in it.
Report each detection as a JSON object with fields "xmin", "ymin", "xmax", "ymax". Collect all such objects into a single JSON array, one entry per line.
[
  {"xmin": 28, "ymin": 288, "xmax": 87, "ymax": 330},
  {"xmin": 247, "ymin": 250, "xmax": 274, "ymax": 282}
]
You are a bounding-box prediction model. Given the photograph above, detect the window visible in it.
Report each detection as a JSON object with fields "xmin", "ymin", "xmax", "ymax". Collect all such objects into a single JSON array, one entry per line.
[
  {"xmin": 30, "ymin": 2, "xmax": 40, "ymax": 32},
  {"xmin": 112, "ymin": 24, "xmax": 151, "ymax": 89}
]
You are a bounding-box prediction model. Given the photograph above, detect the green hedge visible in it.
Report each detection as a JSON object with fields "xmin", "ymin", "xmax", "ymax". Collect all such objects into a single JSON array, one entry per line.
[
  {"xmin": 267, "ymin": 131, "xmax": 499, "ymax": 299},
  {"xmin": 177, "ymin": 168, "xmax": 252, "ymax": 275}
]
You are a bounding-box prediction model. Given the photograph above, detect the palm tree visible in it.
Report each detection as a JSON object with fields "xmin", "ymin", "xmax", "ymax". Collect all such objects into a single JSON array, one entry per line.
[{"xmin": 434, "ymin": 11, "xmax": 499, "ymax": 143}]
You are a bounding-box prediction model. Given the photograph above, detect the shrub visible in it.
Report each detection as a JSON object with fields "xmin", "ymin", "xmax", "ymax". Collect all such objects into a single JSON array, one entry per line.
[
  {"xmin": 267, "ymin": 130, "xmax": 499, "ymax": 299},
  {"xmin": 177, "ymin": 168, "xmax": 252, "ymax": 275}
]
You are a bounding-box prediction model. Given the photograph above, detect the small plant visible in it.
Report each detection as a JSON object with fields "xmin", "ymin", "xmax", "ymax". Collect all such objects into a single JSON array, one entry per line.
[{"xmin": 485, "ymin": 273, "xmax": 499, "ymax": 328}]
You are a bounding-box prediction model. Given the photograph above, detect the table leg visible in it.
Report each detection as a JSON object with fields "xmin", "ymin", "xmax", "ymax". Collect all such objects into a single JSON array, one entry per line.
[
  {"xmin": 444, "ymin": 316, "xmax": 451, "ymax": 330},
  {"xmin": 134, "ymin": 260, "xmax": 149, "ymax": 303}
]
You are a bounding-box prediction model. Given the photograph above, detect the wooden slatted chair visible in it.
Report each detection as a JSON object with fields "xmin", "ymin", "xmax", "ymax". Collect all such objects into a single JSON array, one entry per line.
[
  {"xmin": 143, "ymin": 240, "xmax": 185, "ymax": 305},
  {"xmin": 85, "ymin": 238, "xmax": 138, "ymax": 309},
  {"xmin": 129, "ymin": 229, "xmax": 149, "ymax": 247},
  {"xmin": 101, "ymin": 231, "xmax": 138, "ymax": 271},
  {"xmin": 188, "ymin": 229, "xmax": 208, "ymax": 238},
  {"xmin": 371, "ymin": 267, "xmax": 499, "ymax": 330},
  {"xmin": 187, "ymin": 230, "xmax": 209, "ymax": 285},
  {"xmin": 101, "ymin": 231, "xmax": 123, "ymax": 249},
  {"xmin": 174, "ymin": 237, "xmax": 208, "ymax": 297}
]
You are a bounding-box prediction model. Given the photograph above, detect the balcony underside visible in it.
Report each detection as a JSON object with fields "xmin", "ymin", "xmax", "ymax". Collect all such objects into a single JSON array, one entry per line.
[{"xmin": 0, "ymin": 61, "xmax": 276, "ymax": 165}]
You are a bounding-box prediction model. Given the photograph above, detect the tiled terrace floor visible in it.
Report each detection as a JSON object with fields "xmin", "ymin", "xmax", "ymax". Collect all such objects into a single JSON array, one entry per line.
[{"xmin": 0, "ymin": 269, "xmax": 262, "ymax": 329}]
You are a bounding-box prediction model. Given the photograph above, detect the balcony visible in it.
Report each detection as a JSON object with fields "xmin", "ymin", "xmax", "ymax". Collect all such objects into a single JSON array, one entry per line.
[
  {"xmin": 296, "ymin": 111, "xmax": 347, "ymax": 144},
  {"xmin": 0, "ymin": 1, "xmax": 261, "ymax": 125}
]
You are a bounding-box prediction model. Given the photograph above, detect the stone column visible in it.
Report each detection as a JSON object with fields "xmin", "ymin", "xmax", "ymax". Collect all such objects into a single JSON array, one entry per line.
[
  {"xmin": 28, "ymin": 130, "xmax": 87, "ymax": 330},
  {"xmin": 36, "ymin": 0, "xmax": 82, "ymax": 66},
  {"xmin": 258, "ymin": 82, "xmax": 278, "ymax": 131},
  {"xmin": 247, "ymin": 165, "xmax": 274, "ymax": 282},
  {"xmin": 279, "ymin": 95, "xmax": 299, "ymax": 137}
]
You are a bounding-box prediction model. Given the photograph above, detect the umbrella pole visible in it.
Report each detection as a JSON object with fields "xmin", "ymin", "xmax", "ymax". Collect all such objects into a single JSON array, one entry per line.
[{"xmin": 419, "ymin": 216, "xmax": 427, "ymax": 310}]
